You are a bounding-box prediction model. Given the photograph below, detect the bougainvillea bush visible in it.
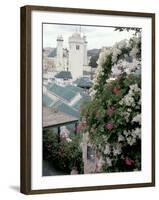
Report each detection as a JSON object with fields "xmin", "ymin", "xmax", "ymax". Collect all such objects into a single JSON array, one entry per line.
[{"xmin": 80, "ymin": 32, "xmax": 141, "ymax": 172}]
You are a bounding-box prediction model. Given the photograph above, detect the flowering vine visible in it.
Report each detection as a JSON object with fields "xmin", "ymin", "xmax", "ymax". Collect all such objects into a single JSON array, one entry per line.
[{"xmin": 80, "ymin": 34, "xmax": 141, "ymax": 172}]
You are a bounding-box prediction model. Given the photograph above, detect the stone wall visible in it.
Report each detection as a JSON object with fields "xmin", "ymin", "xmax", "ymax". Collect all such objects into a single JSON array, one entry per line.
[{"xmin": 81, "ymin": 132, "xmax": 104, "ymax": 174}]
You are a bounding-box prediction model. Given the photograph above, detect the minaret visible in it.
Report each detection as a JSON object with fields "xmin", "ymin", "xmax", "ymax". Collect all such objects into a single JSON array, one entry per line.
[
  {"xmin": 56, "ymin": 35, "xmax": 63, "ymax": 71},
  {"xmin": 68, "ymin": 32, "xmax": 84, "ymax": 80},
  {"xmin": 83, "ymin": 35, "xmax": 88, "ymax": 66}
]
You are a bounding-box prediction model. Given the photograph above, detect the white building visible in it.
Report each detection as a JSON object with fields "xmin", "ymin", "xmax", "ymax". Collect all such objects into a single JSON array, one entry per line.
[
  {"xmin": 54, "ymin": 71, "xmax": 73, "ymax": 86},
  {"xmin": 68, "ymin": 33, "xmax": 88, "ymax": 80},
  {"xmin": 56, "ymin": 35, "xmax": 64, "ymax": 71},
  {"xmin": 83, "ymin": 35, "xmax": 88, "ymax": 66},
  {"xmin": 56, "ymin": 32, "xmax": 88, "ymax": 81}
]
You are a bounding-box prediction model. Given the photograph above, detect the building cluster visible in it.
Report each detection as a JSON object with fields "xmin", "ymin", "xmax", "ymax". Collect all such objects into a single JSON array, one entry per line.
[
  {"xmin": 43, "ymin": 31, "xmax": 97, "ymax": 175},
  {"xmin": 43, "ymin": 31, "xmax": 93, "ymax": 123},
  {"xmin": 43, "ymin": 31, "xmax": 93, "ymax": 87},
  {"xmin": 56, "ymin": 33, "xmax": 89, "ymax": 80}
]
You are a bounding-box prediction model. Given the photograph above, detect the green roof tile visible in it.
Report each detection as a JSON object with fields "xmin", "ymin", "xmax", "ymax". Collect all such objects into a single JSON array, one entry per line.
[
  {"xmin": 48, "ymin": 83, "xmax": 76, "ymax": 101},
  {"xmin": 43, "ymin": 95, "xmax": 54, "ymax": 107},
  {"xmin": 51, "ymin": 100, "xmax": 79, "ymax": 119}
]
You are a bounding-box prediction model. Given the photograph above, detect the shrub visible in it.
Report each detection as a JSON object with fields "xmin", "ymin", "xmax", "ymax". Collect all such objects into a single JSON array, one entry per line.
[
  {"xmin": 43, "ymin": 129, "xmax": 84, "ymax": 174},
  {"xmin": 80, "ymin": 35, "xmax": 141, "ymax": 172}
]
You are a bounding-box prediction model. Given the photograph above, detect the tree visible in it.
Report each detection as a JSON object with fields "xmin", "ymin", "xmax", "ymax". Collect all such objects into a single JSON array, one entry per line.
[{"xmin": 89, "ymin": 54, "xmax": 99, "ymax": 68}]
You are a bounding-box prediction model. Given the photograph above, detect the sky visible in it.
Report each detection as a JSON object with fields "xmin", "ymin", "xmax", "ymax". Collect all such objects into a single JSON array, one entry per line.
[{"xmin": 43, "ymin": 23, "xmax": 135, "ymax": 50}]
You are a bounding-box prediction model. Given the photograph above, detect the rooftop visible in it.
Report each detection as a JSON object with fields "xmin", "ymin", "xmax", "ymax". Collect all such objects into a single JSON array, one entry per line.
[
  {"xmin": 55, "ymin": 71, "xmax": 72, "ymax": 80},
  {"xmin": 48, "ymin": 83, "xmax": 77, "ymax": 101},
  {"xmin": 43, "ymin": 95, "xmax": 54, "ymax": 107},
  {"xmin": 45, "ymin": 84, "xmax": 90, "ymax": 119},
  {"xmin": 53, "ymin": 101, "xmax": 80, "ymax": 118},
  {"xmin": 43, "ymin": 106, "xmax": 78, "ymax": 128},
  {"xmin": 57, "ymin": 35, "xmax": 63, "ymax": 41},
  {"xmin": 74, "ymin": 77, "xmax": 93, "ymax": 88}
]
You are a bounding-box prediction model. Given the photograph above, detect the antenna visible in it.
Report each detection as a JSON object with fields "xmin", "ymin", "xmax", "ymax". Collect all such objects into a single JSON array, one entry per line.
[{"xmin": 79, "ymin": 25, "xmax": 81, "ymax": 33}]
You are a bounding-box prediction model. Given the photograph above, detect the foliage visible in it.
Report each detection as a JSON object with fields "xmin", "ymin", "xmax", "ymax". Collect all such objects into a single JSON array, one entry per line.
[
  {"xmin": 43, "ymin": 129, "xmax": 84, "ymax": 174},
  {"xmin": 114, "ymin": 27, "xmax": 141, "ymax": 36},
  {"xmin": 80, "ymin": 35, "xmax": 141, "ymax": 172},
  {"xmin": 89, "ymin": 53, "xmax": 100, "ymax": 68}
]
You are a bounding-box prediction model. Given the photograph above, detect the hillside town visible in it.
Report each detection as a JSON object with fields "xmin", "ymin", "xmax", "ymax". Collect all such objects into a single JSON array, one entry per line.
[
  {"xmin": 43, "ymin": 27, "xmax": 141, "ymax": 176},
  {"xmin": 43, "ymin": 31, "xmax": 96, "ymax": 125}
]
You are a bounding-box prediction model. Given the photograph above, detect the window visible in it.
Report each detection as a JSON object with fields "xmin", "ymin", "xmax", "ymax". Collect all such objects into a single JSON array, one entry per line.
[{"xmin": 76, "ymin": 45, "xmax": 80, "ymax": 50}]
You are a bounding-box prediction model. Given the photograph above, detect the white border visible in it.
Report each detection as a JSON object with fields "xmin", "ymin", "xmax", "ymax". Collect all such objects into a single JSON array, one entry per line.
[{"xmin": 31, "ymin": 10, "xmax": 152, "ymax": 190}]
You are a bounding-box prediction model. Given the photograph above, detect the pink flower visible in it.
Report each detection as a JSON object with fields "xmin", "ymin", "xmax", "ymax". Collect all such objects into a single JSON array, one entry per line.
[
  {"xmin": 107, "ymin": 106, "xmax": 114, "ymax": 116},
  {"xmin": 113, "ymin": 87, "xmax": 120, "ymax": 95},
  {"xmin": 106, "ymin": 122, "xmax": 113, "ymax": 130},
  {"xmin": 76, "ymin": 124, "xmax": 82, "ymax": 132},
  {"xmin": 125, "ymin": 157, "xmax": 134, "ymax": 166}
]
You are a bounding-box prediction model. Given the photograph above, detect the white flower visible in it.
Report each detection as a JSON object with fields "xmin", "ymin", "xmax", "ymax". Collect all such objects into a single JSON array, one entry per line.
[
  {"xmin": 119, "ymin": 83, "xmax": 141, "ymax": 108},
  {"xmin": 66, "ymin": 138, "xmax": 72, "ymax": 142},
  {"xmin": 112, "ymin": 48, "xmax": 121, "ymax": 63},
  {"xmin": 104, "ymin": 144, "xmax": 111, "ymax": 155},
  {"xmin": 130, "ymin": 84, "xmax": 141, "ymax": 93},
  {"xmin": 127, "ymin": 108, "xmax": 132, "ymax": 112},
  {"xmin": 106, "ymin": 157, "xmax": 112, "ymax": 167},
  {"xmin": 111, "ymin": 64, "xmax": 122, "ymax": 76},
  {"xmin": 119, "ymin": 100, "xmax": 123, "ymax": 105},
  {"xmin": 110, "ymin": 58, "xmax": 141, "ymax": 77},
  {"xmin": 89, "ymin": 88, "xmax": 96, "ymax": 98},
  {"xmin": 91, "ymin": 48, "xmax": 113, "ymax": 98},
  {"xmin": 127, "ymin": 136, "xmax": 136, "ymax": 146},
  {"xmin": 122, "ymin": 111, "xmax": 130, "ymax": 122},
  {"xmin": 133, "ymin": 128, "xmax": 141, "ymax": 139},
  {"xmin": 132, "ymin": 114, "xmax": 141, "ymax": 124},
  {"xmin": 130, "ymin": 47, "xmax": 139, "ymax": 58},
  {"xmin": 117, "ymin": 39, "xmax": 128, "ymax": 49},
  {"xmin": 97, "ymin": 48, "xmax": 112, "ymax": 67},
  {"xmin": 113, "ymin": 144, "xmax": 122, "ymax": 156},
  {"xmin": 123, "ymin": 130, "xmax": 129, "ymax": 137},
  {"xmin": 106, "ymin": 77, "xmax": 116, "ymax": 83},
  {"xmin": 118, "ymin": 134, "xmax": 125, "ymax": 142},
  {"xmin": 124, "ymin": 96, "xmax": 134, "ymax": 106}
]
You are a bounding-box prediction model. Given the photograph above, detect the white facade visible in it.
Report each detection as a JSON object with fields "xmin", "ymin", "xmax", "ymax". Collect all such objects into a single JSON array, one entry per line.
[
  {"xmin": 68, "ymin": 33, "xmax": 87, "ymax": 80},
  {"xmin": 55, "ymin": 32, "xmax": 88, "ymax": 80},
  {"xmin": 54, "ymin": 77, "xmax": 73, "ymax": 87},
  {"xmin": 83, "ymin": 35, "xmax": 88, "ymax": 66},
  {"xmin": 56, "ymin": 35, "xmax": 64, "ymax": 71}
]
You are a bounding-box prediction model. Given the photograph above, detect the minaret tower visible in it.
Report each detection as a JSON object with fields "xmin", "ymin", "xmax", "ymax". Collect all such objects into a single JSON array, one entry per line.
[
  {"xmin": 56, "ymin": 35, "xmax": 64, "ymax": 71},
  {"xmin": 83, "ymin": 35, "xmax": 88, "ymax": 66},
  {"xmin": 68, "ymin": 32, "xmax": 84, "ymax": 80}
]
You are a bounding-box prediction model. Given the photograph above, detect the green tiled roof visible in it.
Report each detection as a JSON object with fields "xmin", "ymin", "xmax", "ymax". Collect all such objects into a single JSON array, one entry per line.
[
  {"xmin": 73, "ymin": 100, "xmax": 82, "ymax": 110},
  {"xmin": 48, "ymin": 83, "xmax": 77, "ymax": 101},
  {"xmin": 52, "ymin": 100, "xmax": 79, "ymax": 119},
  {"xmin": 74, "ymin": 77, "xmax": 92, "ymax": 88},
  {"xmin": 55, "ymin": 102, "xmax": 80, "ymax": 118},
  {"xmin": 72, "ymin": 95, "xmax": 91, "ymax": 110},
  {"xmin": 43, "ymin": 95, "xmax": 54, "ymax": 107},
  {"xmin": 45, "ymin": 83, "xmax": 91, "ymax": 119},
  {"xmin": 65, "ymin": 85, "xmax": 84, "ymax": 94}
]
